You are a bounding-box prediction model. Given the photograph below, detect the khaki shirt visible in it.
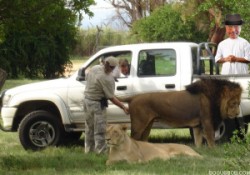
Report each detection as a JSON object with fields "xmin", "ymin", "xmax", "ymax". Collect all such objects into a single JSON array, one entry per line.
[{"xmin": 84, "ymin": 65, "xmax": 115, "ymax": 100}]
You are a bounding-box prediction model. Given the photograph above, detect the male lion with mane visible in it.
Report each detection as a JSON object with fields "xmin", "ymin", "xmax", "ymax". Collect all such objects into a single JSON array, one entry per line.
[
  {"xmin": 105, "ymin": 124, "xmax": 201, "ymax": 165},
  {"xmin": 118, "ymin": 78, "xmax": 242, "ymax": 148}
]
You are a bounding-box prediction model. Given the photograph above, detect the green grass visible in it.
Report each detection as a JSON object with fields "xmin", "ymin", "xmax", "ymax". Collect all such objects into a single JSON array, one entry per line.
[
  {"xmin": 0, "ymin": 130, "xmax": 250, "ymax": 175},
  {"xmin": 1, "ymin": 66, "xmax": 250, "ymax": 174}
]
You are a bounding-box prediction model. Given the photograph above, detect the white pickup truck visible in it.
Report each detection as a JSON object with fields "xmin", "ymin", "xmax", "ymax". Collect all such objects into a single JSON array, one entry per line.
[{"xmin": 1, "ymin": 42, "xmax": 250, "ymax": 150}]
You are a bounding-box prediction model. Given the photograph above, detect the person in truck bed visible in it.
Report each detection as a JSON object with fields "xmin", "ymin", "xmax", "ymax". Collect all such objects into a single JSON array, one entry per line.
[{"xmin": 215, "ymin": 14, "xmax": 250, "ymax": 74}]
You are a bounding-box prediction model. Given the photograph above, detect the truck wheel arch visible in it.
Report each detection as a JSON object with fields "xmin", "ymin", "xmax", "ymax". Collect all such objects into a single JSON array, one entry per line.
[{"xmin": 12, "ymin": 99, "xmax": 70, "ymax": 131}]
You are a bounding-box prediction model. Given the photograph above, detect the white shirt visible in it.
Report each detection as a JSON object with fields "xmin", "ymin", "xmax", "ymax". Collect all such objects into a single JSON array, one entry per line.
[{"xmin": 215, "ymin": 37, "xmax": 250, "ymax": 74}]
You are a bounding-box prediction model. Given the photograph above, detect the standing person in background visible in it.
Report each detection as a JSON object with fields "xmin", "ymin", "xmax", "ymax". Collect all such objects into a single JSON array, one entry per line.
[
  {"xmin": 83, "ymin": 56, "xmax": 129, "ymax": 154},
  {"xmin": 215, "ymin": 14, "xmax": 250, "ymax": 74}
]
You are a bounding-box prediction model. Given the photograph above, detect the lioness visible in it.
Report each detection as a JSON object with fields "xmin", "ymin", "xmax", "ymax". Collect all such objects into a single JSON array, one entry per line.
[
  {"xmin": 105, "ymin": 124, "xmax": 201, "ymax": 165},
  {"xmin": 118, "ymin": 78, "xmax": 242, "ymax": 148}
]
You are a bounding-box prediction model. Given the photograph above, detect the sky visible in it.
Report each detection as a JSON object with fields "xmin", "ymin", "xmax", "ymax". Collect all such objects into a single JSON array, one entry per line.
[{"xmin": 81, "ymin": 0, "xmax": 116, "ymax": 29}]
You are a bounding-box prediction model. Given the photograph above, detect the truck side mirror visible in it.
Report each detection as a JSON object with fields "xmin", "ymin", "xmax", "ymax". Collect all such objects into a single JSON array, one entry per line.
[{"xmin": 76, "ymin": 68, "xmax": 86, "ymax": 81}]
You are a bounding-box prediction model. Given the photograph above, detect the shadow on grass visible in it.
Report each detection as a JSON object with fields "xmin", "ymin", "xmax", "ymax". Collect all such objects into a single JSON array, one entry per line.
[
  {"xmin": 148, "ymin": 135, "xmax": 193, "ymax": 145},
  {"xmin": 61, "ymin": 128, "xmax": 195, "ymax": 148}
]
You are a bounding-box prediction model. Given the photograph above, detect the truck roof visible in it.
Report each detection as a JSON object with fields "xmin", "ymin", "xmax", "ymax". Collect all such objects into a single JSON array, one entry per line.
[
  {"xmin": 100, "ymin": 42, "xmax": 198, "ymax": 51},
  {"xmin": 83, "ymin": 42, "xmax": 199, "ymax": 67}
]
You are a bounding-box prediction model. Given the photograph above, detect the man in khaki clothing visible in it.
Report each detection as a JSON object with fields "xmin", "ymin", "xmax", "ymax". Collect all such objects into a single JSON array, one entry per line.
[{"xmin": 84, "ymin": 56, "xmax": 129, "ymax": 154}]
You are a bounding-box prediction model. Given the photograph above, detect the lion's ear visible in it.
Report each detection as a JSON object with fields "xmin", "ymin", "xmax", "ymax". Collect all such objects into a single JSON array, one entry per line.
[
  {"xmin": 106, "ymin": 124, "xmax": 112, "ymax": 130},
  {"xmin": 221, "ymin": 86, "xmax": 230, "ymax": 99},
  {"xmin": 120, "ymin": 124, "xmax": 128, "ymax": 131}
]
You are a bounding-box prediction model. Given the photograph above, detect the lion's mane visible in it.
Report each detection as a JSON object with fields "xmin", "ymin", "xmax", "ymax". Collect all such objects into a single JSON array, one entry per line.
[{"xmin": 185, "ymin": 78, "xmax": 242, "ymax": 130}]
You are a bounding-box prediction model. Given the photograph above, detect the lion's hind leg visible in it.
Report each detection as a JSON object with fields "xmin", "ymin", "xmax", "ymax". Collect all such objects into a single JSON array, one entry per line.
[
  {"xmin": 182, "ymin": 147, "xmax": 203, "ymax": 158},
  {"xmin": 164, "ymin": 144, "xmax": 202, "ymax": 159},
  {"xmin": 171, "ymin": 146, "xmax": 202, "ymax": 158}
]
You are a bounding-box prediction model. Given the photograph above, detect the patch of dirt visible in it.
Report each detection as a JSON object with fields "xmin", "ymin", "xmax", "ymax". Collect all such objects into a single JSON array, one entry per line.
[{"xmin": 64, "ymin": 61, "xmax": 83, "ymax": 77}]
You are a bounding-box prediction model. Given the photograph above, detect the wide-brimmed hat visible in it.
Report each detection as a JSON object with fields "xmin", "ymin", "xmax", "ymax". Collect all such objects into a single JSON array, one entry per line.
[
  {"xmin": 223, "ymin": 14, "xmax": 244, "ymax": 25},
  {"xmin": 105, "ymin": 56, "xmax": 118, "ymax": 67}
]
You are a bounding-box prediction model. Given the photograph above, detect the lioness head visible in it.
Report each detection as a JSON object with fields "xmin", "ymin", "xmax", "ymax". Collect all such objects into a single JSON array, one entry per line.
[
  {"xmin": 220, "ymin": 85, "xmax": 242, "ymax": 119},
  {"xmin": 105, "ymin": 124, "xmax": 128, "ymax": 147}
]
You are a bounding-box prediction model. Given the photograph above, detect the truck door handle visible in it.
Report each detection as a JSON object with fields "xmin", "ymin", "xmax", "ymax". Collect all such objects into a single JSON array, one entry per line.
[
  {"xmin": 117, "ymin": 86, "xmax": 127, "ymax": 91},
  {"xmin": 165, "ymin": 84, "xmax": 175, "ymax": 89}
]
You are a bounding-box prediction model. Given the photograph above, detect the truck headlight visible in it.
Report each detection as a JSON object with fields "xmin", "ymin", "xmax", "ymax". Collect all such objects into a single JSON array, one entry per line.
[{"xmin": 2, "ymin": 94, "xmax": 12, "ymax": 106}]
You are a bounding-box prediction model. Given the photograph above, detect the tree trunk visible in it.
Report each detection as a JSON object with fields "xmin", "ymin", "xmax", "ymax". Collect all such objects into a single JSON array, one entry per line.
[
  {"xmin": 208, "ymin": 8, "xmax": 226, "ymax": 45},
  {"xmin": 209, "ymin": 26, "xmax": 225, "ymax": 45},
  {"xmin": 0, "ymin": 68, "xmax": 7, "ymax": 90},
  {"xmin": 108, "ymin": 0, "xmax": 167, "ymax": 28}
]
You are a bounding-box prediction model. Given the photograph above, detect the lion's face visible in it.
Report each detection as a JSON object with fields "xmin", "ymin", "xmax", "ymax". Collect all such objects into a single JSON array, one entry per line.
[
  {"xmin": 105, "ymin": 124, "xmax": 127, "ymax": 147},
  {"xmin": 220, "ymin": 87, "xmax": 242, "ymax": 119},
  {"xmin": 225, "ymin": 97, "xmax": 241, "ymax": 118}
]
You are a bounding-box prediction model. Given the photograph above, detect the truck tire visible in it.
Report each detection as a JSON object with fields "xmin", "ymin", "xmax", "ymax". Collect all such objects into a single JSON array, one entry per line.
[
  {"xmin": 18, "ymin": 110, "xmax": 63, "ymax": 151},
  {"xmin": 215, "ymin": 118, "xmax": 247, "ymax": 142},
  {"xmin": 190, "ymin": 118, "xmax": 247, "ymax": 144}
]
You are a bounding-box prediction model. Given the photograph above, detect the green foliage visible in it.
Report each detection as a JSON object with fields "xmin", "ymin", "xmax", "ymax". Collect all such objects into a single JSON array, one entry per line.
[
  {"xmin": 197, "ymin": 0, "xmax": 250, "ymax": 41},
  {"xmin": 223, "ymin": 130, "xmax": 250, "ymax": 170},
  {"xmin": 132, "ymin": 5, "xmax": 208, "ymax": 42},
  {"xmin": 0, "ymin": 0, "xmax": 94, "ymax": 79},
  {"xmin": 0, "ymin": 130, "xmax": 249, "ymax": 175},
  {"xmin": 72, "ymin": 28, "xmax": 135, "ymax": 56},
  {"xmin": 131, "ymin": 1, "xmax": 250, "ymax": 43}
]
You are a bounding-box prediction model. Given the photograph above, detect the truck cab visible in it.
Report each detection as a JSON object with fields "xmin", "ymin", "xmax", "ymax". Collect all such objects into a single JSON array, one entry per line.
[{"xmin": 69, "ymin": 42, "xmax": 198, "ymax": 127}]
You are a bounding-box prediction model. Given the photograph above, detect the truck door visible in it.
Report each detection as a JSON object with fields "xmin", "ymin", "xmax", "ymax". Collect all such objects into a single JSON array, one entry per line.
[
  {"xmin": 68, "ymin": 51, "xmax": 134, "ymax": 124},
  {"xmin": 132, "ymin": 49, "xmax": 180, "ymax": 93}
]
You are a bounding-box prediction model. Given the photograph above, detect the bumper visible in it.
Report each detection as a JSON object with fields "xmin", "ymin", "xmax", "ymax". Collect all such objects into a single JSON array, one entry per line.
[{"xmin": 0, "ymin": 107, "xmax": 17, "ymax": 131}]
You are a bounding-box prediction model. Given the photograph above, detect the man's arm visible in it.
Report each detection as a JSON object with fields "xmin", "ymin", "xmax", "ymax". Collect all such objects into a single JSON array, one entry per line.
[
  {"xmin": 217, "ymin": 55, "xmax": 250, "ymax": 63},
  {"xmin": 109, "ymin": 96, "xmax": 129, "ymax": 115}
]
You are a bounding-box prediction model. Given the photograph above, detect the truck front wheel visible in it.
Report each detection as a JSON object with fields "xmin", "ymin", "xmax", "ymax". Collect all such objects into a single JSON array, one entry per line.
[{"xmin": 19, "ymin": 110, "xmax": 63, "ymax": 151}]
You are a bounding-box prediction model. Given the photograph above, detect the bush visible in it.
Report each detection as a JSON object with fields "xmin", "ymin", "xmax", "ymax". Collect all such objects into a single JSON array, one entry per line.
[{"xmin": 132, "ymin": 4, "xmax": 208, "ymax": 42}]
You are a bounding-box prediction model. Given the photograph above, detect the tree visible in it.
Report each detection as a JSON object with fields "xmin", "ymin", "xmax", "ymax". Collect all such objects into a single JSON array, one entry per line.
[
  {"xmin": 107, "ymin": 0, "xmax": 250, "ymax": 44},
  {"xmin": 105, "ymin": 0, "xmax": 168, "ymax": 28},
  {"xmin": 0, "ymin": 0, "xmax": 94, "ymax": 78},
  {"xmin": 132, "ymin": 4, "xmax": 207, "ymax": 42},
  {"xmin": 72, "ymin": 27, "xmax": 135, "ymax": 57},
  {"xmin": 186, "ymin": 0, "xmax": 250, "ymax": 44}
]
